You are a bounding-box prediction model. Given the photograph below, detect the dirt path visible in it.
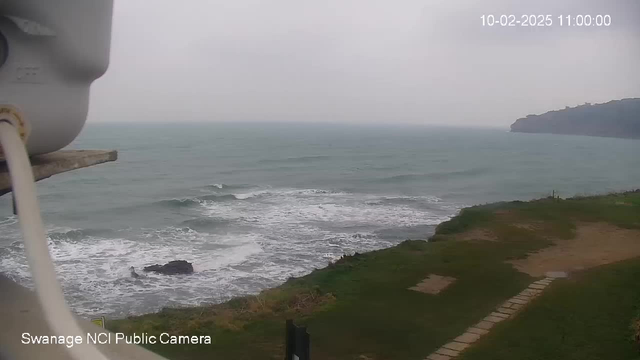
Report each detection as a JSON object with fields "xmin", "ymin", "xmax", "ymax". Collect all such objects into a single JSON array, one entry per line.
[
  {"xmin": 426, "ymin": 221, "xmax": 640, "ymax": 359},
  {"xmin": 508, "ymin": 222, "xmax": 640, "ymax": 277}
]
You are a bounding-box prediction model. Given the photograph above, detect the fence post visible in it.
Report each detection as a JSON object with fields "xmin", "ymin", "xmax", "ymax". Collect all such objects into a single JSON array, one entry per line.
[
  {"xmin": 302, "ymin": 329, "xmax": 310, "ymax": 360},
  {"xmin": 285, "ymin": 319, "xmax": 294, "ymax": 360},
  {"xmin": 284, "ymin": 319, "xmax": 310, "ymax": 360}
]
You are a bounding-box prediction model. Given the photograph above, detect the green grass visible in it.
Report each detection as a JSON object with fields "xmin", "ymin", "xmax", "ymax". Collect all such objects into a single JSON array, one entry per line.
[
  {"xmin": 459, "ymin": 258, "xmax": 640, "ymax": 360},
  {"xmin": 431, "ymin": 206, "xmax": 496, "ymax": 236},
  {"xmin": 108, "ymin": 190, "xmax": 640, "ymax": 360}
]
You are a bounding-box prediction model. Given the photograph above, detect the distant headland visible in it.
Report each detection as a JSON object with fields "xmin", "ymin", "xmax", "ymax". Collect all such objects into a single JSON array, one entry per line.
[{"xmin": 510, "ymin": 98, "xmax": 640, "ymax": 139}]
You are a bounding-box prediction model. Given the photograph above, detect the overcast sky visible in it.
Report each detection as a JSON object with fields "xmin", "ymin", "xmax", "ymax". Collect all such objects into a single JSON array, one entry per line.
[{"xmin": 88, "ymin": 0, "xmax": 640, "ymax": 127}]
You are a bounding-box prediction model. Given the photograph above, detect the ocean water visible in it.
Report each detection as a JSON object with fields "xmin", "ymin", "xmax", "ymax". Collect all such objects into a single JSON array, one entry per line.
[{"xmin": 0, "ymin": 122, "xmax": 639, "ymax": 318}]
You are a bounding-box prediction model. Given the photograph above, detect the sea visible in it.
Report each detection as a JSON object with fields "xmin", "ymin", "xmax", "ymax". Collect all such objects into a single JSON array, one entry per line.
[{"xmin": 0, "ymin": 122, "xmax": 638, "ymax": 318}]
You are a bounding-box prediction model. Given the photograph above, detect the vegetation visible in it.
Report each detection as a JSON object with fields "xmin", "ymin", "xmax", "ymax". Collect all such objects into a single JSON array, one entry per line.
[
  {"xmin": 109, "ymin": 190, "xmax": 640, "ymax": 359},
  {"xmin": 510, "ymin": 98, "xmax": 640, "ymax": 139},
  {"xmin": 460, "ymin": 258, "xmax": 640, "ymax": 360}
]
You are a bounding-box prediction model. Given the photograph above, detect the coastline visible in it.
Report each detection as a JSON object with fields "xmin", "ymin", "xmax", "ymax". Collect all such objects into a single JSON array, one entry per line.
[
  {"xmin": 108, "ymin": 189, "xmax": 640, "ymax": 360},
  {"xmin": 509, "ymin": 98, "xmax": 640, "ymax": 139}
]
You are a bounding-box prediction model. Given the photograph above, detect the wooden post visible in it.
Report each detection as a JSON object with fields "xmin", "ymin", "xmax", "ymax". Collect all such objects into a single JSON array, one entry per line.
[
  {"xmin": 285, "ymin": 319, "xmax": 294, "ymax": 360},
  {"xmin": 302, "ymin": 329, "xmax": 310, "ymax": 360},
  {"xmin": 11, "ymin": 190, "xmax": 16, "ymax": 215},
  {"xmin": 285, "ymin": 320, "xmax": 310, "ymax": 360}
]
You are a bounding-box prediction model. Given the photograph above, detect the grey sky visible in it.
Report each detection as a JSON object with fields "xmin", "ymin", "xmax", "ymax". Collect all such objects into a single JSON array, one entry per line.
[{"xmin": 88, "ymin": 0, "xmax": 640, "ymax": 127}]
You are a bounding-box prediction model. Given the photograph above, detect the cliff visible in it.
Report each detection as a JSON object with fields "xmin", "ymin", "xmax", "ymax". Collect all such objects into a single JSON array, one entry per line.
[{"xmin": 510, "ymin": 98, "xmax": 640, "ymax": 139}]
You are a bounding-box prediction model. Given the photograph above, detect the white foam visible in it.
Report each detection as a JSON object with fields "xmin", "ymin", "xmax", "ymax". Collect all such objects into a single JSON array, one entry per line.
[
  {"xmin": 0, "ymin": 188, "xmax": 462, "ymax": 318},
  {"xmin": 234, "ymin": 189, "xmax": 271, "ymax": 200},
  {"xmin": 233, "ymin": 188, "xmax": 348, "ymax": 200},
  {"xmin": 0, "ymin": 226, "xmax": 264, "ymax": 317},
  {"xmin": 0, "ymin": 215, "xmax": 18, "ymax": 228},
  {"xmin": 204, "ymin": 189, "xmax": 451, "ymax": 228}
]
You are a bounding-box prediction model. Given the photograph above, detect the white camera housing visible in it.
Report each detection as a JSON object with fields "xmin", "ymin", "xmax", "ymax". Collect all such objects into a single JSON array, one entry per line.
[{"xmin": 0, "ymin": 0, "xmax": 114, "ymax": 155}]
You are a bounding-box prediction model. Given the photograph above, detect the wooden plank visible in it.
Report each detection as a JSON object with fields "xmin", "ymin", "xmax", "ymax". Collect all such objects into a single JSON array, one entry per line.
[{"xmin": 0, "ymin": 150, "xmax": 117, "ymax": 197}]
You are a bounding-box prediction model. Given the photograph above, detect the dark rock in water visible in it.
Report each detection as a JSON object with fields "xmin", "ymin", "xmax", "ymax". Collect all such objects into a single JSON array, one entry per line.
[
  {"xmin": 130, "ymin": 266, "xmax": 141, "ymax": 278},
  {"xmin": 143, "ymin": 260, "xmax": 194, "ymax": 275}
]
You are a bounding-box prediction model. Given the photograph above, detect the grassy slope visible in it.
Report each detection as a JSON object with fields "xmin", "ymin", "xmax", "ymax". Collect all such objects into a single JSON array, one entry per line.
[
  {"xmin": 455, "ymin": 191, "xmax": 640, "ymax": 360},
  {"xmin": 109, "ymin": 190, "xmax": 640, "ymax": 360},
  {"xmin": 460, "ymin": 258, "xmax": 640, "ymax": 360}
]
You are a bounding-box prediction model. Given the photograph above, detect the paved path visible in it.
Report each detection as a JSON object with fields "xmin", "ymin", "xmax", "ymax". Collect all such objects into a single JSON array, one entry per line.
[{"xmin": 425, "ymin": 277, "xmax": 558, "ymax": 360}]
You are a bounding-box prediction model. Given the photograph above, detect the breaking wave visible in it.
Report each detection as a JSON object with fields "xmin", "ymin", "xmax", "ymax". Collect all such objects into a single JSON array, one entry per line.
[{"xmin": 158, "ymin": 194, "xmax": 239, "ymax": 208}]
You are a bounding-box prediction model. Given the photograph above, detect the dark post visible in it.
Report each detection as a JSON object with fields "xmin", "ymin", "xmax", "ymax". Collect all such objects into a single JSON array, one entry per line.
[
  {"xmin": 302, "ymin": 329, "xmax": 310, "ymax": 360},
  {"xmin": 11, "ymin": 190, "xmax": 16, "ymax": 215},
  {"xmin": 284, "ymin": 319, "xmax": 310, "ymax": 360},
  {"xmin": 285, "ymin": 319, "xmax": 294, "ymax": 360}
]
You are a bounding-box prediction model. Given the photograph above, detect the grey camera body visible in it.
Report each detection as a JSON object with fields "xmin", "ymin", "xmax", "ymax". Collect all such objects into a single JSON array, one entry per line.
[{"xmin": 0, "ymin": 0, "xmax": 113, "ymax": 155}]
